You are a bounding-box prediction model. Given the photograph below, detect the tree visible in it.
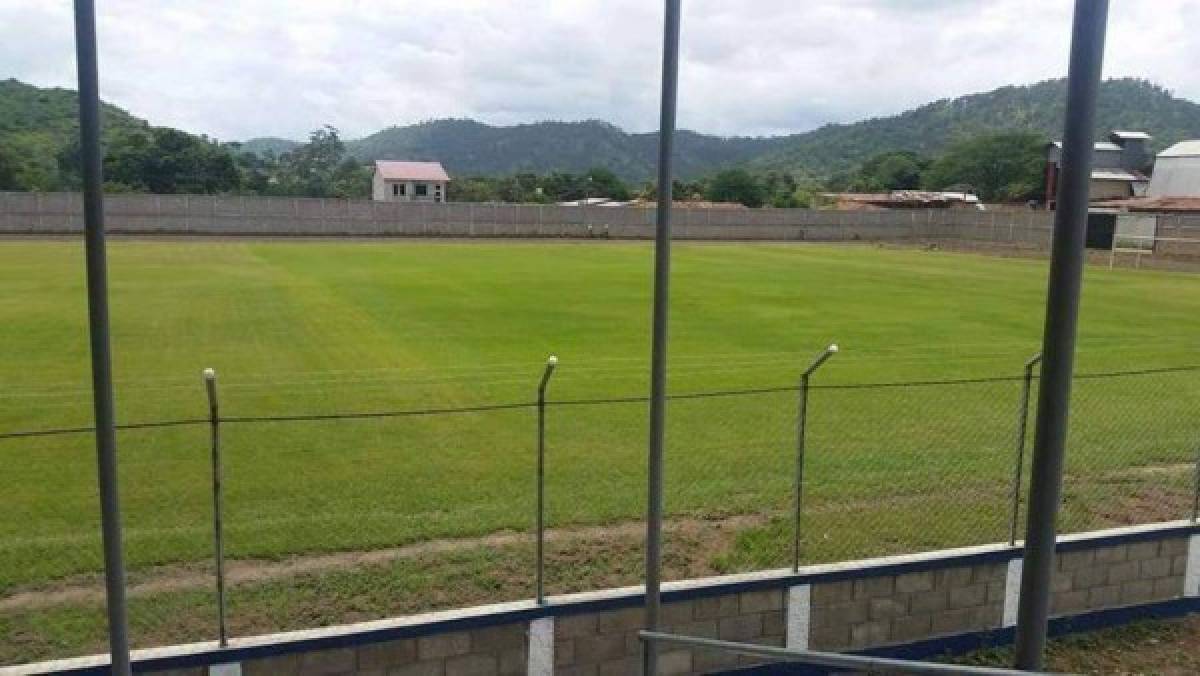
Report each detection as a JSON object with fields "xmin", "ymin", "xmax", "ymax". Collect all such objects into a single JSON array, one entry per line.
[
  {"xmin": 922, "ymin": 132, "xmax": 1045, "ymax": 202},
  {"xmin": 101, "ymin": 127, "xmax": 240, "ymax": 194},
  {"xmin": 828, "ymin": 151, "xmax": 929, "ymax": 193},
  {"xmin": 705, "ymin": 168, "xmax": 766, "ymax": 207},
  {"xmin": 584, "ymin": 167, "xmax": 630, "ymax": 201},
  {"xmin": 761, "ymin": 171, "xmax": 800, "ymax": 207},
  {"xmin": 276, "ymin": 125, "xmax": 348, "ymax": 197},
  {"xmin": 329, "ymin": 158, "xmax": 371, "ymax": 198},
  {"xmin": 0, "ymin": 141, "xmax": 19, "ymax": 190},
  {"xmin": 448, "ymin": 176, "xmax": 501, "ymax": 202}
]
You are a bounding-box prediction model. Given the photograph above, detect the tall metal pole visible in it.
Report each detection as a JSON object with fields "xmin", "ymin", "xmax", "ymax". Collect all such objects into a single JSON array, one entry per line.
[
  {"xmin": 72, "ymin": 1, "xmax": 132, "ymax": 673},
  {"xmin": 644, "ymin": 2, "xmax": 681, "ymax": 674},
  {"xmin": 535, "ymin": 355, "xmax": 557, "ymax": 606},
  {"xmin": 1008, "ymin": 353, "xmax": 1041, "ymax": 546},
  {"xmin": 794, "ymin": 344, "xmax": 838, "ymax": 572},
  {"xmin": 204, "ymin": 369, "xmax": 228, "ymax": 646},
  {"xmin": 1013, "ymin": 1, "xmax": 1108, "ymax": 669}
]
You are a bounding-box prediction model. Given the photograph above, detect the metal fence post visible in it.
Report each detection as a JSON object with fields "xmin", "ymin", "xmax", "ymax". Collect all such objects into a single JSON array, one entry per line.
[
  {"xmin": 794, "ymin": 344, "xmax": 838, "ymax": 572},
  {"xmin": 204, "ymin": 368, "xmax": 228, "ymax": 646},
  {"xmin": 535, "ymin": 355, "xmax": 557, "ymax": 605},
  {"xmin": 72, "ymin": 1, "xmax": 131, "ymax": 672},
  {"xmin": 1008, "ymin": 353, "xmax": 1041, "ymax": 546},
  {"xmin": 644, "ymin": 2, "xmax": 681, "ymax": 673},
  {"xmin": 1014, "ymin": 1, "xmax": 1108, "ymax": 669}
]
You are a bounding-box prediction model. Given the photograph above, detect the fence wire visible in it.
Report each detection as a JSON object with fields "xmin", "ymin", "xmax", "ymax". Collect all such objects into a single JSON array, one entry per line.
[{"xmin": 1, "ymin": 363, "xmax": 1197, "ymax": 666}]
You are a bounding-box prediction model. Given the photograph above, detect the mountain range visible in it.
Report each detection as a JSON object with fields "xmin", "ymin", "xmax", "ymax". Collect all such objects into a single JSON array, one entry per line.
[
  {"xmin": 239, "ymin": 78, "xmax": 1200, "ymax": 181},
  {"xmin": 7, "ymin": 76, "xmax": 1200, "ymax": 184}
]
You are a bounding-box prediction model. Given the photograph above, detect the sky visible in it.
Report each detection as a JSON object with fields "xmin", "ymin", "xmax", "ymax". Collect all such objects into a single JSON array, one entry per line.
[{"xmin": 1, "ymin": 1, "xmax": 1198, "ymax": 142}]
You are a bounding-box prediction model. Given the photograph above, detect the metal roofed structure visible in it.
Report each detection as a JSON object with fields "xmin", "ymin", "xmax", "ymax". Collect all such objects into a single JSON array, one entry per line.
[
  {"xmin": 1111, "ymin": 130, "xmax": 1152, "ymax": 140},
  {"xmin": 1045, "ymin": 130, "xmax": 1151, "ymax": 207},
  {"xmin": 373, "ymin": 160, "xmax": 451, "ymax": 182},
  {"xmin": 1148, "ymin": 141, "xmax": 1200, "ymax": 198}
]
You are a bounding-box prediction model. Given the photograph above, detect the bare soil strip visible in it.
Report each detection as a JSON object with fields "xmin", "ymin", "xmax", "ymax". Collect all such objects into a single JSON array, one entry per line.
[{"xmin": 0, "ymin": 513, "xmax": 769, "ymax": 612}]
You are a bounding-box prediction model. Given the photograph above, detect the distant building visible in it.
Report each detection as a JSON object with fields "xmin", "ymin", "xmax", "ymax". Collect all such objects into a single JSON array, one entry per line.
[
  {"xmin": 1146, "ymin": 141, "xmax": 1200, "ymax": 198},
  {"xmin": 822, "ymin": 191, "xmax": 984, "ymax": 211},
  {"xmin": 1044, "ymin": 131, "xmax": 1150, "ymax": 208},
  {"xmin": 372, "ymin": 161, "xmax": 450, "ymax": 203}
]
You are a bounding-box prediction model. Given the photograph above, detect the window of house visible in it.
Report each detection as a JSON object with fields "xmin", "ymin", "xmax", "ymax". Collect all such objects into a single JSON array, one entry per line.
[
  {"xmin": 392, "ymin": 184, "xmax": 399, "ymax": 196},
  {"xmin": 398, "ymin": 183, "xmax": 406, "ymax": 196},
  {"xmin": 416, "ymin": 184, "xmax": 428, "ymax": 197}
]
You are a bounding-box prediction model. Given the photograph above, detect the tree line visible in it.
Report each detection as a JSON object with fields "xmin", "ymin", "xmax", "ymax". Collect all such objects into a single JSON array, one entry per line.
[
  {"xmin": 824, "ymin": 132, "xmax": 1047, "ymax": 203},
  {"xmin": 2, "ymin": 122, "xmax": 1047, "ymax": 206}
]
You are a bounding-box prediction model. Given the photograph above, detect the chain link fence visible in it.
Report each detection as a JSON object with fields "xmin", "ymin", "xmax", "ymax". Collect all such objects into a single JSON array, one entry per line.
[{"xmin": 1, "ymin": 360, "xmax": 1197, "ymax": 666}]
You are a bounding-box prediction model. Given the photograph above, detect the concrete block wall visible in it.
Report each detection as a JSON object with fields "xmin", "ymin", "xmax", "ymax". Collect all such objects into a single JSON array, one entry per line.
[
  {"xmin": 14, "ymin": 523, "xmax": 1200, "ymax": 676},
  {"xmin": 1049, "ymin": 537, "xmax": 1189, "ymax": 615},
  {"xmin": 0, "ymin": 191, "xmax": 1055, "ymax": 246},
  {"xmin": 808, "ymin": 562, "xmax": 1007, "ymax": 652},
  {"xmin": 240, "ymin": 623, "xmax": 528, "ymax": 676},
  {"xmin": 552, "ymin": 591, "xmax": 787, "ymax": 675}
]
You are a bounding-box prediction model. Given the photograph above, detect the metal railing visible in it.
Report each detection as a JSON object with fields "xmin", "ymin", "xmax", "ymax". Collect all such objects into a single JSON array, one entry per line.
[{"xmin": 639, "ymin": 631, "xmax": 1046, "ymax": 675}]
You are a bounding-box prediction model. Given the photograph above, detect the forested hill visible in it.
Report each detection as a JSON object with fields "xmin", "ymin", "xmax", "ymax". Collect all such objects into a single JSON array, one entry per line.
[
  {"xmin": 0, "ymin": 78, "xmax": 149, "ymax": 189},
  {"xmin": 240, "ymin": 78, "xmax": 1200, "ymax": 181},
  {"xmin": 7, "ymin": 75, "xmax": 1200, "ymax": 188},
  {"xmin": 243, "ymin": 119, "xmax": 773, "ymax": 182},
  {"xmin": 748, "ymin": 78, "xmax": 1200, "ymax": 177}
]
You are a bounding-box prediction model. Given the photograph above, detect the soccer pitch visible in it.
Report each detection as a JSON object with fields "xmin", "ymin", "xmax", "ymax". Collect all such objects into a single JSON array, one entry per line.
[{"xmin": 2, "ymin": 239, "xmax": 1198, "ymax": 661}]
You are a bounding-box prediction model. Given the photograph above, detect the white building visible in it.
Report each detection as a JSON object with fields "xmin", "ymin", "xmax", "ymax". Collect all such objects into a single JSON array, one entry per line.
[
  {"xmin": 1147, "ymin": 141, "xmax": 1200, "ymax": 198},
  {"xmin": 372, "ymin": 161, "xmax": 451, "ymax": 202}
]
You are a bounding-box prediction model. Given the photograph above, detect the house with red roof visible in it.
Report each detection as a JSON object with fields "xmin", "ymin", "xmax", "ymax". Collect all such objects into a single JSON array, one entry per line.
[{"xmin": 371, "ymin": 160, "xmax": 451, "ymax": 203}]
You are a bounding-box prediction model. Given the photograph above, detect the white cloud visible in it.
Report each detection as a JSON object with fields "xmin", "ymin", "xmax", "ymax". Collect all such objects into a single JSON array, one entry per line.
[{"xmin": 0, "ymin": 0, "xmax": 1197, "ymax": 141}]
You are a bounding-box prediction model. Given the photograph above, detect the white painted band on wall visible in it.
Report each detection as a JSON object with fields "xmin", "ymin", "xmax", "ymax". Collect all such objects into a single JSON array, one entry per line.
[
  {"xmin": 1186, "ymin": 534, "xmax": 1200, "ymax": 598},
  {"xmin": 1002, "ymin": 558, "xmax": 1023, "ymax": 627},
  {"xmin": 528, "ymin": 616, "xmax": 554, "ymax": 676},
  {"xmin": 786, "ymin": 584, "xmax": 811, "ymax": 650}
]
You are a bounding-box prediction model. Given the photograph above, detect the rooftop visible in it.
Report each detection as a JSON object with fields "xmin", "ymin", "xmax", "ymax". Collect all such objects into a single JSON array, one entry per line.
[
  {"xmin": 374, "ymin": 160, "xmax": 451, "ymax": 182},
  {"xmin": 1090, "ymin": 196, "xmax": 1200, "ymax": 213},
  {"xmin": 1158, "ymin": 141, "xmax": 1200, "ymax": 158},
  {"xmin": 1049, "ymin": 141, "xmax": 1123, "ymax": 152},
  {"xmin": 1091, "ymin": 169, "xmax": 1147, "ymax": 182}
]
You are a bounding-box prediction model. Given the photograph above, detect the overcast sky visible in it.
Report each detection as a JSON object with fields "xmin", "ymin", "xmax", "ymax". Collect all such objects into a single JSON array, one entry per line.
[{"xmin": 2, "ymin": 1, "xmax": 1198, "ymax": 142}]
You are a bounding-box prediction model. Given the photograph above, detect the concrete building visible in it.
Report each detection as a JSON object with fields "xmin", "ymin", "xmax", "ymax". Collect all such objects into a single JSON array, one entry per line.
[
  {"xmin": 372, "ymin": 161, "xmax": 451, "ymax": 203},
  {"xmin": 1044, "ymin": 130, "xmax": 1150, "ymax": 208},
  {"xmin": 1147, "ymin": 141, "xmax": 1200, "ymax": 198}
]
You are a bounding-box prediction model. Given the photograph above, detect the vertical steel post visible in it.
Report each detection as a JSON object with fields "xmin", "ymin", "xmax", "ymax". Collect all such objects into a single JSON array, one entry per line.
[
  {"xmin": 1008, "ymin": 353, "xmax": 1041, "ymax": 546},
  {"xmin": 794, "ymin": 344, "xmax": 838, "ymax": 572},
  {"xmin": 535, "ymin": 355, "xmax": 557, "ymax": 605},
  {"xmin": 204, "ymin": 369, "xmax": 228, "ymax": 646},
  {"xmin": 644, "ymin": 2, "xmax": 681, "ymax": 674},
  {"xmin": 1013, "ymin": 1, "xmax": 1109, "ymax": 670},
  {"xmin": 72, "ymin": 2, "xmax": 131, "ymax": 673}
]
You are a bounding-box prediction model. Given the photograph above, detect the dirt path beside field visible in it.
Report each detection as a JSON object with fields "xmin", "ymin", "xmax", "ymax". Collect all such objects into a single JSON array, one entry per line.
[{"xmin": 0, "ymin": 513, "xmax": 770, "ymax": 612}]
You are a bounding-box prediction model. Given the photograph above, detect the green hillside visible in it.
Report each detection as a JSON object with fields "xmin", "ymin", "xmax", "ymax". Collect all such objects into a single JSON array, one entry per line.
[
  {"xmin": 750, "ymin": 78, "xmax": 1200, "ymax": 177},
  {"xmin": 0, "ymin": 78, "xmax": 148, "ymax": 190},
  {"xmin": 335, "ymin": 118, "xmax": 772, "ymax": 181},
  {"xmin": 7, "ymin": 76, "xmax": 1200, "ymax": 188},
  {"xmin": 235, "ymin": 136, "xmax": 300, "ymax": 158},
  {"xmin": 241, "ymin": 78, "xmax": 1200, "ymax": 181}
]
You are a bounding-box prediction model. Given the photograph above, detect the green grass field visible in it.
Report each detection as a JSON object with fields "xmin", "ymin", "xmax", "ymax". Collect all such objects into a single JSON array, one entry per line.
[{"xmin": 2, "ymin": 239, "xmax": 1199, "ymax": 663}]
